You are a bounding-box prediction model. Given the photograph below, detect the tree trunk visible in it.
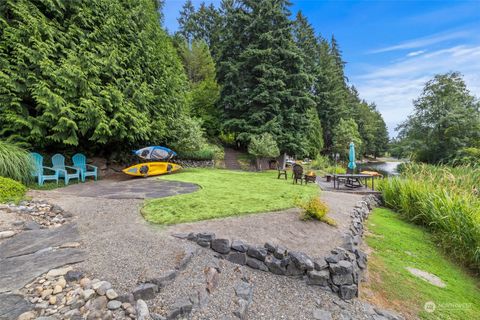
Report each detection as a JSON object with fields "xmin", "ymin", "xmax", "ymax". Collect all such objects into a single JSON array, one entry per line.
[{"xmin": 255, "ymin": 157, "xmax": 261, "ymax": 171}]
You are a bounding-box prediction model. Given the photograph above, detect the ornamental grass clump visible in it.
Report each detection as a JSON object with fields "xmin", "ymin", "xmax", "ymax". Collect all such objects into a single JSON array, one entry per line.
[
  {"xmin": 0, "ymin": 141, "xmax": 34, "ymax": 183},
  {"xmin": 378, "ymin": 163, "xmax": 480, "ymax": 271},
  {"xmin": 0, "ymin": 177, "xmax": 27, "ymax": 203},
  {"xmin": 297, "ymin": 196, "xmax": 336, "ymax": 226}
]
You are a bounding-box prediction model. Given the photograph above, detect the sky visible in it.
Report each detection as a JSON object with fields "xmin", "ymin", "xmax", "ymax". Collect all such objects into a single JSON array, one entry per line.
[{"xmin": 162, "ymin": 0, "xmax": 480, "ymax": 137}]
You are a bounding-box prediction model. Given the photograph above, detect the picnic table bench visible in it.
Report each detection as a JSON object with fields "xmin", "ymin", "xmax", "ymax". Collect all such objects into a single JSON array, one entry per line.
[{"xmin": 333, "ymin": 173, "xmax": 376, "ymax": 190}]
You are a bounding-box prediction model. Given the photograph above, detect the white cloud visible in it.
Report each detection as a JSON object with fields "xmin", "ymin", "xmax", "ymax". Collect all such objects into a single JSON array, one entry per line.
[
  {"xmin": 353, "ymin": 45, "xmax": 480, "ymax": 137},
  {"xmin": 406, "ymin": 50, "xmax": 425, "ymax": 57},
  {"xmin": 369, "ymin": 30, "xmax": 470, "ymax": 54}
]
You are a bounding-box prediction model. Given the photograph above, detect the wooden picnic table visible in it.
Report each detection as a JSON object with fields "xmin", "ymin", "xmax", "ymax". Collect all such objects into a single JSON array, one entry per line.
[{"xmin": 333, "ymin": 173, "xmax": 376, "ymax": 190}]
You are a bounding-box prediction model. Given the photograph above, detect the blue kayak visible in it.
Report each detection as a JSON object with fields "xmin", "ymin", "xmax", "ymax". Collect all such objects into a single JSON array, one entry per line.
[{"xmin": 134, "ymin": 146, "xmax": 176, "ymax": 160}]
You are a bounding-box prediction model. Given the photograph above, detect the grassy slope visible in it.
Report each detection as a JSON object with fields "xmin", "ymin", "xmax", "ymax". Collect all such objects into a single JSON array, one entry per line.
[
  {"xmin": 142, "ymin": 168, "xmax": 318, "ymax": 225},
  {"xmin": 364, "ymin": 208, "xmax": 480, "ymax": 320}
]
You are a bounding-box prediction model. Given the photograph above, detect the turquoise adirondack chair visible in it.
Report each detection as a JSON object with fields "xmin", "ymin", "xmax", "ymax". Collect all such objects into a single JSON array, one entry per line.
[
  {"xmin": 72, "ymin": 153, "xmax": 98, "ymax": 182},
  {"xmin": 51, "ymin": 154, "xmax": 80, "ymax": 185},
  {"xmin": 30, "ymin": 153, "xmax": 59, "ymax": 186}
]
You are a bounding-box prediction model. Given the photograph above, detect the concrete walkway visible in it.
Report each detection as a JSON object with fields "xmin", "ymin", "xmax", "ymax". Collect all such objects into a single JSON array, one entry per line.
[{"xmin": 44, "ymin": 177, "xmax": 199, "ymax": 199}]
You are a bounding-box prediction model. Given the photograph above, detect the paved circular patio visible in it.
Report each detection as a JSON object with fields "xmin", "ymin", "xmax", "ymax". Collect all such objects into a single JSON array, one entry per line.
[{"xmin": 44, "ymin": 177, "xmax": 199, "ymax": 199}]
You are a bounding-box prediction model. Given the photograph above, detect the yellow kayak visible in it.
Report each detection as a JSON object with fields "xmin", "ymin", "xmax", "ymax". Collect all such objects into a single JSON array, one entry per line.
[
  {"xmin": 122, "ymin": 162, "xmax": 181, "ymax": 177},
  {"xmin": 360, "ymin": 170, "xmax": 383, "ymax": 177}
]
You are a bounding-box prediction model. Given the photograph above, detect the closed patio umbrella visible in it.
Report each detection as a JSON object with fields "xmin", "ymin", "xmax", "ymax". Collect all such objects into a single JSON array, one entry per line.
[{"xmin": 348, "ymin": 142, "xmax": 356, "ymax": 172}]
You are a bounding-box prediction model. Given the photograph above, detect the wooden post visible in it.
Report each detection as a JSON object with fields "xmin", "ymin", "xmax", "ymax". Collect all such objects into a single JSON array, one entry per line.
[{"xmin": 279, "ymin": 152, "xmax": 287, "ymax": 170}]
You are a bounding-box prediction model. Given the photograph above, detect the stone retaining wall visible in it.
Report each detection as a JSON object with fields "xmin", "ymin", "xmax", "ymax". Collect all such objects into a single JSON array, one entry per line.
[
  {"xmin": 173, "ymin": 195, "xmax": 381, "ymax": 301},
  {"xmin": 171, "ymin": 159, "xmax": 215, "ymax": 168}
]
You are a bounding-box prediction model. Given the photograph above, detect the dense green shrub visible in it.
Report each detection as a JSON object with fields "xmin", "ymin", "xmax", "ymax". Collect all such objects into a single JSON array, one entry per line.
[
  {"xmin": 218, "ymin": 132, "xmax": 236, "ymax": 147},
  {"xmin": 0, "ymin": 177, "xmax": 27, "ymax": 203},
  {"xmin": 177, "ymin": 144, "xmax": 223, "ymax": 161},
  {"xmin": 247, "ymin": 133, "xmax": 280, "ymax": 159},
  {"xmin": 0, "ymin": 141, "xmax": 33, "ymax": 183},
  {"xmin": 0, "ymin": 0, "xmax": 192, "ymax": 154},
  {"xmin": 310, "ymin": 155, "xmax": 331, "ymax": 170},
  {"xmin": 451, "ymin": 147, "xmax": 480, "ymax": 166},
  {"xmin": 378, "ymin": 163, "xmax": 480, "ymax": 271},
  {"xmin": 323, "ymin": 166, "xmax": 347, "ymax": 174},
  {"xmin": 395, "ymin": 73, "xmax": 480, "ymax": 164},
  {"xmin": 168, "ymin": 116, "xmax": 208, "ymax": 154},
  {"xmin": 332, "ymin": 119, "xmax": 363, "ymax": 159}
]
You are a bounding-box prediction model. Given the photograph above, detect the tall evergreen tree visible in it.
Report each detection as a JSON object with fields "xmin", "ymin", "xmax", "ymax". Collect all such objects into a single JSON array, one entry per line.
[
  {"xmin": 371, "ymin": 108, "xmax": 389, "ymax": 157},
  {"xmin": 174, "ymin": 39, "xmax": 221, "ymax": 137},
  {"xmin": 292, "ymin": 11, "xmax": 323, "ymax": 157},
  {"xmin": 218, "ymin": 0, "xmax": 315, "ymax": 156},
  {"xmin": 177, "ymin": 1, "xmax": 222, "ymax": 59},
  {"xmin": 177, "ymin": 0, "xmax": 197, "ymax": 43},
  {"xmin": 292, "ymin": 11, "xmax": 319, "ymax": 79},
  {"xmin": 314, "ymin": 37, "xmax": 350, "ymax": 150}
]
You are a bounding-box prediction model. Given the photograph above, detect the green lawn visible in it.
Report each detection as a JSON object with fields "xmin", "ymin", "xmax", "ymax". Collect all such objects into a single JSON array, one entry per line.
[
  {"xmin": 365, "ymin": 208, "xmax": 480, "ymax": 320},
  {"xmin": 142, "ymin": 168, "xmax": 319, "ymax": 224}
]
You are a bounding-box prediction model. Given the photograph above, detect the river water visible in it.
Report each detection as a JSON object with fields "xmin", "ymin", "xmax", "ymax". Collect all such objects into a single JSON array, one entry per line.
[{"xmin": 357, "ymin": 161, "xmax": 404, "ymax": 176}]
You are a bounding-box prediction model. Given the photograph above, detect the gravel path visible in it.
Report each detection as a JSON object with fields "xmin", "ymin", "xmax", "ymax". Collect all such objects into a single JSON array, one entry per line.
[
  {"xmin": 150, "ymin": 248, "xmax": 380, "ymax": 320},
  {"xmin": 51, "ymin": 177, "xmax": 199, "ymax": 199},
  {"xmin": 29, "ymin": 182, "xmax": 382, "ymax": 319},
  {"xmin": 28, "ymin": 190, "xmax": 189, "ymax": 293}
]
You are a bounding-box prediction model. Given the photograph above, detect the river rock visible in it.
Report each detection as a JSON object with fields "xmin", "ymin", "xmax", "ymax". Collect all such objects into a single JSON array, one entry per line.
[
  {"xmin": 89, "ymin": 296, "xmax": 108, "ymax": 310},
  {"xmin": 52, "ymin": 285, "xmax": 62, "ymax": 294},
  {"xmin": 289, "ymin": 251, "xmax": 314, "ymax": 271},
  {"xmin": 246, "ymin": 258, "xmax": 268, "ymax": 271},
  {"xmin": 247, "ymin": 246, "xmax": 267, "ymax": 261},
  {"xmin": 106, "ymin": 289, "xmax": 118, "ymax": 300},
  {"xmin": 273, "ymin": 245, "xmax": 288, "ymax": 259},
  {"xmin": 264, "ymin": 242, "xmax": 276, "ymax": 253},
  {"xmin": 332, "ymin": 273, "xmax": 354, "ymax": 286},
  {"xmin": 286, "ymin": 262, "xmax": 304, "ymax": 276},
  {"xmin": 149, "ymin": 270, "xmax": 177, "ymax": 288},
  {"xmin": 330, "ymin": 260, "xmax": 353, "ymax": 275},
  {"xmin": 227, "ymin": 252, "xmax": 247, "ymax": 265},
  {"xmin": 231, "ymin": 240, "xmax": 248, "ymax": 252},
  {"xmin": 82, "ymin": 289, "xmax": 95, "ymax": 300},
  {"xmin": 46, "ymin": 267, "xmax": 73, "ymax": 278},
  {"xmin": 196, "ymin": 232, "xmax": 215, "ymax": 242},
  {"xmin": 264, "ymin": 256, "xmax": 286, "ymax": 275},
  {"xmin": 132, "ymin": 283, "xmax": 158, "ymax": 300},
  {"xmin": 65, "ymin": 270, "xmax": 84, "ymax": 282},
  {"xmin": 107, "ymin": 300, "xmax": 122, "ymax": 310},
  {"xmin": 339, "ymin": 284, "xmax": 357, "ymax": 300},
  {"xmin": 167, "ymin": 298, "xmax": 193, "ymax": 319},
  {"xmin": 56, "ymin": 277, "xmax": 66, "ymax": 289},
  {"xmin": 312, "ymin": 256, "xmax": 326, "ymax": 268},
  {"xmin": 94, "ymin": 281, "xmax": 112, "ymax": 296},
  {"xmin": 0, "ymin": 230, "xmax": 15, "ymax": 239},
  {"xmin": 211, "ymin": 238, "xmax": 231, "ymax": 254},
  {"xmin": 117, "ymin": 293, "xmax": 135, "ymax": 304},
  {"xmin": 307, "ymin": 270, "xmax": 330, "ymax": 286}
]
